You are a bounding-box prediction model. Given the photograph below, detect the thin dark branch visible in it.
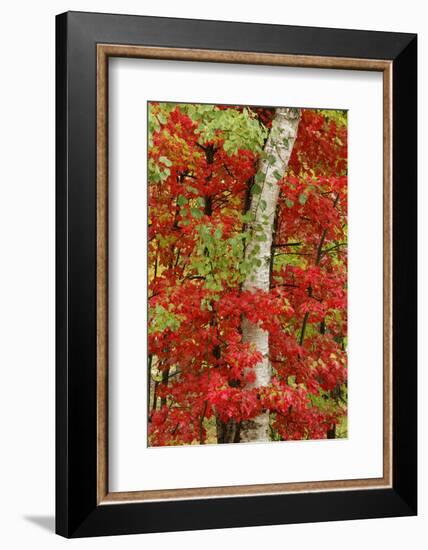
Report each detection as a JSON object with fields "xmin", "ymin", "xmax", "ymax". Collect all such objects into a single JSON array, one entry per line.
[
  {"xmin": 222, "ymin": 163, "xmax": 236, "ymax": 179},
  {"xmin": 272, "ymin": 242, "xmax": 303, "ymax": 247},
  {"xmin": 180, "ymin": 171, "xmax": 197, "ymax": 180},
  {"xmin": 274, "ymin": 252, "xmax": 312, "ymax": 256},
  {"xmin": 299, "ymin": 312, "xmax": 309, "ymax": 346},
  {"xmin": 199, "ymin": 400, "xmax": 208, "ymax": 444},
  {"xmin": 174, "ymin": 248, "xmax": 181, "ymax": 268},
  {"xmin": 321, "ymin": 242, "xmax": 347, "ymax": 256},
  {"xmin": 315, "ymin": 228, "xmax": 328, "ymax": 265},
  {"xmin": 157, "ymin": 370, "xmax": 182, "ymax": 381},
  {"xmin": 196, "ymin": 142, "xmax": 207, "ymax": 152}
]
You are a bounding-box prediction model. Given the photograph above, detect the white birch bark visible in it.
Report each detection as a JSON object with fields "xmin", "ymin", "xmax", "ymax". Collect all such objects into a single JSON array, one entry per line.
[{"xmin": 240, "ymin": 107, "xmax": 300, "ymax": 443}]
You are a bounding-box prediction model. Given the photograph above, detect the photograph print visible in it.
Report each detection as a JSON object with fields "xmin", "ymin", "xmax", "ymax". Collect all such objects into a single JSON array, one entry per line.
[{"xmin": 147, "ymin": 102, "xmax": 348, "ymax": 447}]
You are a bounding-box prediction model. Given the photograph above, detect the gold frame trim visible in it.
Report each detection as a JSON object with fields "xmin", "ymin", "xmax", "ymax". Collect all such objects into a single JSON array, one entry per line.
[{"xmin": 96, "ymin": 44, "xmax": 392, "ymax": 505}]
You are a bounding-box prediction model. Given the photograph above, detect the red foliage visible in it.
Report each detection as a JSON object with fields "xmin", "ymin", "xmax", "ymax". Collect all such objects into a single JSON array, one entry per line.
[{"xmin": 148, "ymin": 104, "xmax": 347, "ymax": 445}]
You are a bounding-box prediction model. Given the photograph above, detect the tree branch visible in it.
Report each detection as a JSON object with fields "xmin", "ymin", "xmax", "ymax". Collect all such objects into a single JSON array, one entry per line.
[
  {"xmin": 272, "ymin": 242, "xmax": 303, "ymax": 247},
  {"xmin": 199, "ymin": 400, "xmax": 208, "ymax": 444},
  {"xmin": 321, "ymin": 242, "xmax": 347, "ymax": 257}
]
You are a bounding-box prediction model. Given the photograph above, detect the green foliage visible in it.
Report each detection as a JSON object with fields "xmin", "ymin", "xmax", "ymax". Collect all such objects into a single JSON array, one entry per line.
[
  {"xmin": 148, "ymin": 103, "xmax": 176, "ymax": 184},
  {"xmin": 298, "ymin": 193, "xmax": 308, "ymax": 205},
  {"xmin": 318, "ymin": 109, "xmax": 348, "ymax": 127},
  {"xmin": 309, "ymin": 385, "xmax": 347, "ymax": 423},
  {"xmin": 180, "ymin": 104, "xmax": 268, "ymax": 155},
  {"xmin": 187, "ymin": 220, "xmax": 269, "ymax": 294},
  {"xmin": 190, "ymin": 207, "xmax": 203, "ymax": 219},
  {"xmin": 148, "ymin": 158, "xmax": 170, "ymax": 184},
  {"xmin": 149, "ymin": 304, "xmax": 183, "ymax": 334}
]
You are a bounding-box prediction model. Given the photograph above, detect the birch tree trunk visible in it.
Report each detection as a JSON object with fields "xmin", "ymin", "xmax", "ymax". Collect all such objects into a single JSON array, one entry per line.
[{"xmin": 240, "ymin": 107, "xmax": 300, "ymax": 443}]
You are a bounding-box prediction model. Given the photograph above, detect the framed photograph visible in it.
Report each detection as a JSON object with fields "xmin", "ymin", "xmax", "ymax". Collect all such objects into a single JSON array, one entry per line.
[{"xmin": 56, "ymin": 11, "xmax": 417, "ymax": 538}]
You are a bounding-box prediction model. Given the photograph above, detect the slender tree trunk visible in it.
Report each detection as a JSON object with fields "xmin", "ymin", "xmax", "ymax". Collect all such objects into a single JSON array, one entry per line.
[
  {"xmin": 240, "ymin": 107, "xmax": 300, "ymax": 443},
  {"xmin": 327, "ymin": 425, "xmax": 336, "ymax": 439},
  {"xmin": 216, "ymin": 417, "xmax": 241, "ymax": 443},
  {"xmin": 148, "ymin": 354, "xmax": 153, "ymax": 416}
]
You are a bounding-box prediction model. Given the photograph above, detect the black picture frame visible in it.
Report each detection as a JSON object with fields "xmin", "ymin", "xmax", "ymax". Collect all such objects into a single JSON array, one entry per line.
[{"xmin": 56, "ymin": 11, "xmax": 417, "ymax": 538}]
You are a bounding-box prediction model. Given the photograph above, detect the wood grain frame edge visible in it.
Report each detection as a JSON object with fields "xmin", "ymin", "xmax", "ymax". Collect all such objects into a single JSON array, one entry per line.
[{"xmin": 96, "ymin": 44, "xmax": 393, "ymax": 504}]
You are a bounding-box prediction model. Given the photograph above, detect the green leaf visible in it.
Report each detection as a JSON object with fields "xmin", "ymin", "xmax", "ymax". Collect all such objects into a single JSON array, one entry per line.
[
  {"xmin": 190, "ymin": 207, "xmax": 203, "ymax": 219},
  {"xmin": 157, "ymin": 113, "xmax": 167, "ymax": 125},
  {"xmin": 254, "ymin": 172, "xmax": 265, "ymax": 185},
  {"xmin": 273, "ymin": 170, "xmax": 283, "ymax": 181},
  {"xmin": 285, "ymin": 198, "xmax": 294, "ymax": 208},
  {"xmin": 177, "ymin": 195, "xmax": 187, "ymax": 206},
  {"xmin": 159, "ymin": 155, "xmax": 172, "ymax": 167},
  {"xmin": 149, "ymin": 304, "xmax": 182, "ymax": 334},
  {"xmin": 251, "ymin": 183, "xmax": 262, "ymax": 195},
  {"xmin": 298, "ymin": 193, "xmax": 308, "ymax": 205},
  {"xmin": 214, "ymin": 227, "xmax": 223, "ymax": 239},
  {"xmin": 242, "ymin": 212, "xmax": 255, "ymax": 223},
  {"xmin": 255, "ymin": 232, "xmax": 267, "ymax": 242}
]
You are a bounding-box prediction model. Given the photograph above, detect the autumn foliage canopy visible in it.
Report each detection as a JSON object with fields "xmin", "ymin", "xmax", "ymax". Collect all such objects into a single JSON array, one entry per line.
[{"xmin": 148, "ymin": 102, "xmax": 348, "ymax": 446}]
